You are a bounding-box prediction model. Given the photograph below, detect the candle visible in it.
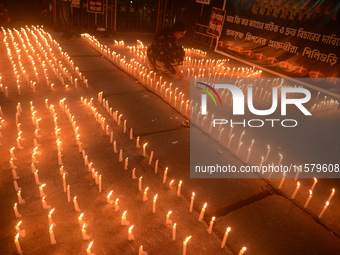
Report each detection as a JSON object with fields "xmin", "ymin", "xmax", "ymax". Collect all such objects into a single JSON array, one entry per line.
[
  {"xmin": 310, "ymin": 178, "xmax": 318, "ymax": 191},
  {"xmin": 139, "ymin": 245, "xmax": 145, "ymax": 255},
  {"xmin": 63, "ymin": 173, "xmax": 66, "ymax": 193},
  {"xmin": 73, "ymin": 196, "xmax": 81, "ymax": 212},
  {"xmin": 278, "ymin": 153, "xmax": 283, "ymax": 166},
  {"xmin": 143, "ymin": 143, "xmax": 148, "ymax": 157},
  {"xmin": 107, "ymin": 190, "xmax": 113, "ymax": 204},
  {"xmin": 128, "ymin": 225, "xmax": 135, "ymax": 241},
  {"xmin": 10, "ymin": 147, "xmax": 17, "ymax": 160},
  {"xmin": 239, "ymin": 130, "xmax": 245, "ymax": 144},
  {"xmin": 189, "ymin": 192, "xmax": 195, "ymax": 213},
  {"xmin": 221, "ymin": 227, "xmax": 231, "ymax": 248},
  {"xmin": 48, "ymin": 209, "xmax": 55, "ymax": 225},
  {"xmin": 304, "ymin": 190, "xmax": 313, "ymax": 208},
  {"xmin": 318, "ymin": 201, "xmax": 329, "ymax": 218},
  {"xmin": 121, "ymin": 211, "xmax": 130, "ymax": 225},
  {"xmin": 113, "ymin": 141, "xmax": 117, "ymax": 153},
  {"xmin": 169, "ymin": 180, "xmax": 174, "ymax": 189},
  {"xmin": 115, "ymin": 198, "xmax": 119, "ymax": 212},
  {"xmin": 82, "ymin": 224, "xmax": 90, "ymax": 240},
  {"xmin": 183, "ymin": 236, "xmax": 192, "ymax": 255},
  {"xmin": 123, "ymin": 120, "xmax": 126, "ymax": 133},
  {"xmin": 119, "ymin": 149, "xmax": 123, "ymax": 162},
  {"xmin": 238, "ymin": 247, "xmax": 247, "ymax": 255},
  {"xmin": 139, "ymin": 176, "xmax": 143, "ymax": 191},
  {"xmin": 34, "ymin": 170, "xmax": 40, "ymax": 185},
  {"xmin": 98, "ymin": 175, "xmax": 102, "ymax": 192},
  {"xmin": 49, "ymin": 224, "xmax": 56, "ymax": 245},
  {"xmin": 15, "ymin": 221, "xmax": 26, "ymax": 237},
  {"xmin": 177, "ymin": 180, "xmax": 182, "ymax": 197},
  {"xmin": 143, "ymin": 187, "xmax": 149, "ymax": 201},
  {"xmin": 198, "ymin": 203, "xmax": 207, "ymax": 222},
  {"xmin": 39, "ymin": 184, "xmax": 47, "ymax": 198},
  {"xmin": 124, "ymin": 157, "xmax": 128, "ymax": 170},
  {"xmin": 291, "ymin": 182, "xmax": 300, "ymax": 199},
  {"xmin": 155, "ymin": 160, "xmax": 159, "ymax": 174},
  {"xmin": 67, "ymin": 185, "xmax": 71, "ymax": 202},
  {"xmin": 14, "ymin": 233, "xmax": 23, "ymax": 254},
  {"xmin": 327, "ymin": 188, "xmax": 335, "ymax": 203},
  {"xmin": 132, "ymin": 168, "xmax": 137, "ymax": 179},
  {"xmin": 172, "ymin": 223, "xmax": 176, "ymax": 241},
  {"xmin": 163, "ymin": 167, "xmax": 168, "ymax": 184},
  {"xmin": 153, "ymin": 194, "xmax": 158, "ymax": 213},
  {"xmin": 264, "ymin": 145, "xmax": 270, "ymax": 162},
  {"xmin": 149, "ymin": 151, "xmax": 154, "ymax": 165},
  {"xmin": 13, "ymin": 180, "xmax": 21, "ymax": 192},
  {"xmin": 17, "ymin": 191, "xmax": 25, "ymax": 205},
  {"xmin": 136, "ymin": 137, "xmax": 140, "ymax": 148},
  {"xmin": 207, "ymin": 216, "xmax": 215, "ymax": 234},
  {"xmin": 77, "ymin": 213, "xmax": 85, "ymax": 226},
  {"xmin": 86, "ymin": 241, "xmax": 94, "ymax": 255},
  {"xmin": 166, "ymin": 211, "xmax": 172, "ymax": 225},
  {"xmin": 13, "ymin": 203, "xmax": 22, "ymax": 218},
  {"xmin": 129, "ymin": 128, "xmax": 133, "ymax": 140}
]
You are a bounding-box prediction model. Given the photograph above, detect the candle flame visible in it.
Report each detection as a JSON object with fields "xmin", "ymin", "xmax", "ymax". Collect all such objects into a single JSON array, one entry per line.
[
  {"xmin": 49, "ymin": 208, "xmax": 55, "ymax": 215},
  {"xmin": 11, "ymin": 147, "xmax": 15, "ymax": 151},
  {"xmin": 242, "ymin": 247, "xmax": 247, "ymax": 251},
  {"xmin": 314, "ymin": 178, "xmax": 317, "ymax": 183},
  {"xmin": 123, "ymin": 211, "xmax": 127, "ymax": 217},
  {"xmin": 203, "ymin": 203, "xmax": 207, "ymax": 209},
  {"xmin": 17, "ymin": 221, "xmax": 22, "ymax": 227},
  {"xmin": 227, "ymin": 227, "xmax": 231, "ymax": 232},
  {"xmin": 179, "ymin": 180, "xmax": 182, "ymax": 185},
  {"xmin": 129, "ymin": 225, "xmax": 134, "ymax": 231},
  {"xmin": 279, "ymin": 153, "xmax": 283, "ymax": 159},
  {"xmin": 192, "ymin": 192, "xmax": 195, "ymax": 197},
  {"xmin": 50, "ymin": 224, "xmax": 53, "ymax": 230},
  {"xmin": 83, "ymin": 224, "xmax": 86, "ymax": 229},
  {"xmin": 332, "ymin": 188, "xmax": 335, "ymax": 193},
  {"xmin": 212, "ymin": 216, "xmax": 215, "ymax": 221},
  {"xmin": 41, "ymin": 184, "xmax": 46, "ymax": 188},
  {"xmin": 79, "ymin": 213, "xmax": 84, "ymax": 218},
  {"xmin": 267, "ymin": 145, "xmax": 270, "ymax": 150},
  {"xmin": 108, "ymin": 190, "xmax": 113, "ymax": 197},
  {"xmin": 88, "ymin": 241, "xmax": 93, "ymax": 250},
  {"xmin": 145, "ymin": 187, "xmax": 149, "ymax": 192},
  {"xmin": 297, "ymin": 182, "xmax": 300, "ymax": 187},
  {"xmin": 116, "ymin": 198, "xmax": 119, "ymax": 202},
  {"xmin": 143, "ymin": 143, "xmax": 148, "ymax": 147},
  {"xmin": 15, "ymin": 233, "xmax": 20, "ymax": 239},
  {"xmin": 154, "ymin": 194, "xmax": 158, "ymax": 200},
  {"xmin": 185, "ymin": 236, "xmax": 192, "ymax": 243},
  {"xmin": 168, "ymin": 211, "xmax": 172, "ymax": 215},
  {"xmin": 309, "ymin": 190, "xmax": 313, "ymax": 195}
]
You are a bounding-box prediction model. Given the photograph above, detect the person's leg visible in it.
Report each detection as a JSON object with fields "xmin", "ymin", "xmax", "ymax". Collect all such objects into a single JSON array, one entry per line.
[
  {"xmin": 58, "ymin": 2, "xmax": 67, "ymax": 35},
  {"xmin": 60, "ymin": 1, "xmax": 72, "ymax": 36}
]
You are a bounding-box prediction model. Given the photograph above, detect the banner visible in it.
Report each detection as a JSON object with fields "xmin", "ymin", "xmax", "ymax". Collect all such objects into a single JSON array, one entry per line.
[
  {"xmin": 216, "ymin": 0, "xmax": 340, "ymax": 93},
  {"xmin": 207, "ymin": 7, "xmax": 226, "ymax": 38},
  {"xmin": 87, "ymin": 0, "xmax": 104, "ymax": 13}
]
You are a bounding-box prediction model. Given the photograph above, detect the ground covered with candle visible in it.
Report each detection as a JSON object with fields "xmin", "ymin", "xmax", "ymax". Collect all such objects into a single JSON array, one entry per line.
[{"xmin": 0, "ymin": 26, "xmax": 339, "ymax": 255}]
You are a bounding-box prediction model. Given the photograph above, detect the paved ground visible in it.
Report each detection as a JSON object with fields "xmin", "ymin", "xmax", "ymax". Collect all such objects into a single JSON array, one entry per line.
[{"xmin": 0, "ymin": 6, "xmax": 339, "ymax": 255}]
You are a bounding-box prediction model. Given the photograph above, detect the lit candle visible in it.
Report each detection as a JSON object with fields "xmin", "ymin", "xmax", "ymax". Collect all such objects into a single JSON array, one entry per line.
[
  {"xmin": 172, "ymin": 223, "xmax": 176, "ymax": 241},
  {"xmin": 310, "ymin": 178, "xmax": 318, "ymax": 191},
  {"xmin": 48, "ymin": 209, "xmax": 55, "ymax": 225},
  {"xmin": 39, "ymin": 184, "xmax": 47, "ymax": 198},
  {"xmin": 239, "ymin": 130, "xmax": 245, "ymax": 144},
  {"xmin": 14, "ymin": 233, "xmax": 23, "ymax": 254},
  {"xmin": 183, "ymin": 236, "xmax": 192, "ymax": 255},
  {"xmin": 13, "ymin": 203, "xmax": 22, "ymax": 218},
  {"xmin": 15, "ymin": 221, "xmax": 26, "ymax": 237},
  {"xmin": 143, "ymin": 187, "xmax": 149, "ymax": 201},
  {"xmin": 82, "ymin": 224, "xmax": 90, "ymax": 240},
  {"xmin": 136, "ymin": 137, "xmax": 140, "ymax": 148},
  {"xmin": 49, "ymin": 224, "xmax": 56, "ymax": 245},
  {"xmin": 63, "ymin": 173, "xmax": 66, "ymax": 193},
  {"xmin": 238, "ymin": 247, "xmax": 247, "ymax": 255},
  {"xmin": 163, "ymin": 167, "xmax": 168, "ymax": 184},
  {"xmin": 143, "ymin": 143, "xmax": 148, "ymax": 157},
  {"xmin": 10, "ymin": 147, "xmax": 17, "ymax": 160},
  {"xmin": 86, "ymin": 241, "xmax": 94, "ymax": 255},
  {"xmin": 278, "ymin": 153, "xmax": 283, "ymax": 166},
  {"xmin": 264, "ymin": 145, "xmax": 270, "ymax": 162},
  {"xmin": 318, "ymin": 201, "xmax": 330, "ymax": 218},
  {"xmin": 78, "ymin": 213, "xmax": 85, "ymax": 226},
  {"xmin": 153, "ymin": 194, "xmax": 158, "ymax": 213},
  {"xmin": 128, "ymin": 225, "xmax": 135, "ymax": 241},
  {"xmin": 121, "ymin": 210, "xmax": 130, "ymax": 225},
  {"xmin": 207, "ymin": 216, "xmax": 215, "ymax": 234},
  {"xmin": 98, "ymin": 175, "xmax": 102, "ymax": 192},
  {"xmin": 221, "ymin": 227, "xmax": 231, "ymax": 248},
  {"xmin": 139, "ymin": 176, "xmax": 143, "ymax": 191},
  {"xmin": 73, "ymin": 196, "xmax": 81, "ymax": 212},
  {"xmin": 166, "ymin": 211, "xmax": 172, "ymax": 225},
  {"xmin": 17, "ymin": 191, "xmax": 25, "ymax": 205},
  {"xmin": 34, "ymin": 170, "xmax": 41, "ymax": 185},
  {"xmin": 198, "ymin": 203, "xmax": 207, "ymax": 222},
  {"xmin": 327, "ymin": 188, "xmax": 335, "ymax": 203},
  {"xmin": 304, "ymin": 190, "xmax": 313, "ymax": 208},
  {"xmin": 115, "ymin": 198, "xmax": 120, "ymax": 212},
  {"xmin": 107, "ymin": 190, "xmax": 113, "ymax": 204},
  {"xmin": 189, "ymin": 192, "xmax": 195, "ymax": 213},
  {"xmin": 177, "ymin": 180, "xmax": 182, "ymax": 197},
  {"xmin": 291, "ymin": 182, "xmax": 300, "ymax": 199},
  {"xmin": 129, "ymin": 128, "xmax": 133, "ymax": 140},
  {"xmin": 169, "ymin": 180, "xmax": 174, "ymax": 189},
  {"xmin": 132, "ymin": 168, "xmax": 137, "ymax": 179}
]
